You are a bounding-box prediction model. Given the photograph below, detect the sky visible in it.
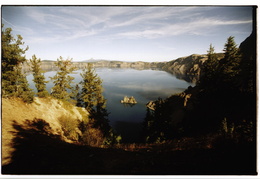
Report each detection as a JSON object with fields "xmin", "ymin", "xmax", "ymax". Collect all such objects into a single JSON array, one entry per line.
[{"xmin": 1, "ymin": 6, "xmax": 254, "ymax": 62}]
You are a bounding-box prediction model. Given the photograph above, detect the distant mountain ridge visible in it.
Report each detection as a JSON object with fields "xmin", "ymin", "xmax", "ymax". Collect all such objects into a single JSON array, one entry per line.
[{"xmin": 23, "ymin": 53, "xmax": 223, "ymax": 83}]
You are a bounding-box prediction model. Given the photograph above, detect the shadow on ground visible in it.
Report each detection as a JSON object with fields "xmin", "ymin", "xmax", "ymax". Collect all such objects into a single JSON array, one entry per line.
[{"xmin": 2, "ymin": 118, "xmax": 257, "ymax": 175}]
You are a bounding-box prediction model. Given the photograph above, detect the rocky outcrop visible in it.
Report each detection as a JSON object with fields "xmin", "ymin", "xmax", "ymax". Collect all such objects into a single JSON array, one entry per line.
[
  {"xmin": 146, "ymin": 101, "xmax": 156, "ymax": 111},
  {"xmin": 121, "ymin": 96, "xmax": 137, "ymax": 104},
  {"xmin": 162, "ymin": 54, "xmax": 224, "ymax": 83},
  {"xmin": 162, "ymin": 54, "xmax": 207, "ymax": 83}
]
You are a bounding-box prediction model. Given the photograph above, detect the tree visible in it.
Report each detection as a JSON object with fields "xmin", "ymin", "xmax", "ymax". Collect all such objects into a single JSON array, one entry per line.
[
  {"xmin": 220, "ymin": 36, "xmax": 241, "ymax": 82},
  {"xmin": 199, "ymin": 44, "xmax": 220, "ymax": 87},
  {"xmin": 1, "ymin": 24, "xmax": 34, "ymax": 103},
  {"xmin": 29, "ymin": 55, "xmax": 49, "ymax": 97},
  {"xmin": 15, "ymin": 65, "xmax": 34, "ymax": 103},
  {"xmin": 142, "ymin": 107, "xmax": 155, "ymax": 143},
  {"xmin": 80, "ymin": 63, "xmax": 111, "ymax": 139},
  {"xmin": 80, "ymin": 63, "xmax": 100, "ymax": 111},
  {"xmin": 50, "ymin": 57, "xmax": 76, "ymax": 101},
  {"xmin": 74, "ymin": 84, "xmax": 83, "ymax": 107}
]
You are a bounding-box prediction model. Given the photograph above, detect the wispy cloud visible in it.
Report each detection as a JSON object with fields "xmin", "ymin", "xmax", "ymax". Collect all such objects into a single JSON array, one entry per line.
[
  {"xmin": 19, "ymin": 6, "xmax": 252, "ymax": 44},
  {"xmin": 116, "ymin": 17, "xmax": 252, "ymax": 39},
  {"xmin": 2, "ymin": 6, "xmax": 252, "ymax": 62},
  {"xmin": 2, "ymin": 17, "xmax": 34, "ymax": 35}
]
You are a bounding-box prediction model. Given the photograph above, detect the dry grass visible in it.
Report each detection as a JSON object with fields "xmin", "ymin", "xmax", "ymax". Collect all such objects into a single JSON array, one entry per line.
[{"xmin": 1, "ymin": 97, "xmax": 89, "ymax": 165}]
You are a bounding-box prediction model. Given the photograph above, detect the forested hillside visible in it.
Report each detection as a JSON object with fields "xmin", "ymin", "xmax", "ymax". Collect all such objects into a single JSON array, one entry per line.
[{"xmin": 143, "ymin": 31, "xmax": 256, "ymax": 145}]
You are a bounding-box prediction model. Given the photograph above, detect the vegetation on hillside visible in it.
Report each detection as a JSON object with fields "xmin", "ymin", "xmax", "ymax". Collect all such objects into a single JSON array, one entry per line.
[
  {"xmin": 1, "ymin": 25, "xmax": 119, "ymax": 147},
  {"xmin": 143, "ymin": 34, "xmax": 256, "ymax": 147}
]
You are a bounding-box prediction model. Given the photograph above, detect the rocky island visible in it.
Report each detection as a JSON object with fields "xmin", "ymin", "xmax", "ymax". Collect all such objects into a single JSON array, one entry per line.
[{"xmin": 120, "ymin": 96, "xmax": 137, "ymax": 104}]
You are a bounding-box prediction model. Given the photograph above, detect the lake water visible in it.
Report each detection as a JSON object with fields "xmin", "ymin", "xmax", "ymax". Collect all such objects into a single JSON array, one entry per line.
[{"xmin": 27, "ymin": 68, "xmax": 193, "ymax": 143}]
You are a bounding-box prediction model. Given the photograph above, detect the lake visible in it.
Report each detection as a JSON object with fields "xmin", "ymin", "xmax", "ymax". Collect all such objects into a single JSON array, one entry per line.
[{"xmin": 27, "ymin": 68, "xmax": 193, "ymax": 143}]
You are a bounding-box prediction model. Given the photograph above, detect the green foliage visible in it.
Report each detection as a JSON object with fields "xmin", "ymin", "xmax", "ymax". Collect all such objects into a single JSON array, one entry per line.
[
  {"xmin": 220, "ymin": 36, "xmax": 242, "ymax": 83},
  {"xmin": 199, "ymin": 44, "xmax": 220, "ymax": 87},
  {"xmin": 50, "ymin": 57, "xmax": 76, "ymax": 101},
  {"xmin": 79, "ymin": 63, "xmax": 111, "ymax": 140},
  {"xmin": 29, "ymin": 55, "xmax": 49, "ymax": 97},
  {"xmin": 1, "ymin": 24, "xmax": 28, "ymax": 74},
  {"xmin": 74, "ymin": 84, "xmax": 83, "ymax": 107},
  {"xmin": 143, "ymin": 35, "xmax": 256, "ymax": 144},
  {"xmin": 1, "ymin": 24, "xmax": 34, "ymax": 103},
  {"xmin": 80, "ymin": 63, "xmax": 102, "ymax": 111},
  {"xmin": 103, "ymin": 129, "xmax": 122, "ymax": 145}
]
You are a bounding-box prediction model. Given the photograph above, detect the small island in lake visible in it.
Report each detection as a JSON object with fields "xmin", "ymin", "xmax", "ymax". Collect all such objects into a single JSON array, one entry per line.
[{"xmin": 121, "ymin": 96, "xmax": 137, "ymax": 104}]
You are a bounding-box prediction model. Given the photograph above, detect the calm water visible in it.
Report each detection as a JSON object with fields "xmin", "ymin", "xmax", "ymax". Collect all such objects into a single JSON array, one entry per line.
[{"xmin": 27, "ymin": 68, "xmax": 193, "ymax": 142}]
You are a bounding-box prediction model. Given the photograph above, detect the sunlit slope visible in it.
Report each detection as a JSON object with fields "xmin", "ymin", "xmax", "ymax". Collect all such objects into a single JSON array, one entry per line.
[{"xmin": 2, "ymin": 97, "xmax": 89, "ymax": 165}]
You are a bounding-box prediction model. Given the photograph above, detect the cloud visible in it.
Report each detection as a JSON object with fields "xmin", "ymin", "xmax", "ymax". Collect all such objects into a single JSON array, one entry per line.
[
  {"xmin": 11, "ymin": 6, "xmax": 252, "ymax": 45},
  {"xmin": 2, "ymin": 17, "xmax": 34, "ymax": 35},
  {"xmin": 115, "ymin": 17, "xmax": 252, "ymax": 39}
]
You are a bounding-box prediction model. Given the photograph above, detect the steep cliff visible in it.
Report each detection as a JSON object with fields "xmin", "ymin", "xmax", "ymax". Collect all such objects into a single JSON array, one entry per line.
[{"xmin": 162, "ymin": 53, "xmax": 224, "ymax": 83}]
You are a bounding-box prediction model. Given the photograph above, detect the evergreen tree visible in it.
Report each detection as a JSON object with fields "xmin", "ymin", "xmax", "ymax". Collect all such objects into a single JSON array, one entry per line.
[
  {"xmin": 94, "ymin": 82, "xmax": 110, "ymax": 136},
  {"xmin": 80, "ymin": 63, "xmax": 111, "ymax": 138},
  {"xmin": 75, "ymin": 84, "xmax": 83, "ymax": 107},
  {"xmin": 1, "ymin": 24, "xmax": 34, "ymax": 103},
  {"xmin": 220, "ymin": 36, "xmax": 241, "ymax": 83},
  {"xmin": 50, "ymin": 57, "xmax": 76, "ymax": 101},
  {"xmin": 15, "ymin": 65, "xmax": 34, "ymax": 103},
  {"xmin": 29, "ymin": 55, "xmax": 49, "ymax": 97},
  {"xmin": 199, "ymin": 44, "xmax": 219, "ymax": 87},
  {"xmin": 142, "ymin": 108, "xmax": 155, "ymax": 143},
  {"xmin": 80, "ymin": 63, "xmax": 100, "ymax": 111}
]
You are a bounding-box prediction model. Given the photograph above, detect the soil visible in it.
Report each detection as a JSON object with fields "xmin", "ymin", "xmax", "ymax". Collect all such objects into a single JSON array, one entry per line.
[{"xmin": 1, "ymin": 98, "xmax": 257, "ymax": 175}]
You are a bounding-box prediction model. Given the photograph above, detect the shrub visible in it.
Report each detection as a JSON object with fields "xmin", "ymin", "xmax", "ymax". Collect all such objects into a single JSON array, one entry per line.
[
  {"xmin": 58, "ymin": 115, "xmax": 80, "ymax": 141},
  {"xmin": 82, "ymin": 127, "xmax": 104, "ymax": 147}
]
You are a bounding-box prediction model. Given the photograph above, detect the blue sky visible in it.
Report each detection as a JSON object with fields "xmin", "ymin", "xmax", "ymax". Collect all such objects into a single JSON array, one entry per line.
[{"xmin": 2, "ymin": 6, "xmax": 253, "ymax": 62}]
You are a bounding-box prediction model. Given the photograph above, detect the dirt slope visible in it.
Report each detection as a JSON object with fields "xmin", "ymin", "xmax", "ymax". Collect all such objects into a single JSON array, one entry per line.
[{"xmin": 1, "ymin": 97, "xmax": 88, "ymax": 165}]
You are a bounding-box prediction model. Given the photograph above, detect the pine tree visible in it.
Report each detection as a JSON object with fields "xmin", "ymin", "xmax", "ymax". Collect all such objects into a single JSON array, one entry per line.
[
  {"xmin": 75, "ymin": 84, "xmax": 83, "ymax": 107},
  {"xmin": 2, "ymin": 24, "xmax": 29, "ymax": 97},
  {"xmin": 94, "ymin": 81, "xmax": 110, "ymax": 136},
  {"xmin": 15, "ymin": 65, "xmax": 34, "ymax": 103},
  {"xmin": 80, "ymin": 63, "xmax": 111, "ymax": 138},
  {"xmin": 142, "ymin": 108, "xmax": 155, "ymax": 143},
  {"xmin": 29, "ymin": 55, "xmax": 49, "ymax": 97},
  {"xmin": 80, "ymin": 63, "xmax": 100, "ymax": 112},
  {"xmin": 1, "ymin": 24, "xmax": 34, "ymax": 103},
  {"xmin": 220, "ymin": 36, "xmax": 241, "ymax": 81},
  {"xmin": 199, "ymin": 44, "xmax": 219, "ymax": 87},
  {"xmin": 50, "ymin": 57, "xmax": 76, "ymax": 101}
]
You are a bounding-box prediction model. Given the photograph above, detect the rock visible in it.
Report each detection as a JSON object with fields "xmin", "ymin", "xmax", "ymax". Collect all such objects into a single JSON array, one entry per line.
[
  {"xmin": 146, "ymin": 101, "xmax": 156, "ymax": 111},
  {"xmin": 121, "ymin": 96, "xmax": 137, "ymax": 104}
]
